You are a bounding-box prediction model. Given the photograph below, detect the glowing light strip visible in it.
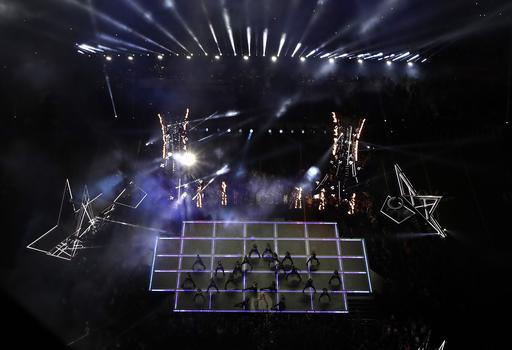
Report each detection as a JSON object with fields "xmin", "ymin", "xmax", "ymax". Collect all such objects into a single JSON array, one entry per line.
[
  {"xmin": 305, "ymin": 49, "xmax": 316, "ymax": 58},
  {"xmin": 273, "ymin": 223, "xmax": 279, "ymax": 306},
  {"xmin": 277, "ymin": 33, "xmax": 286, "ymax": 57},
  {"xmin": 223, "ymin": 8, "xmax": 236, "ymax": 55},
  {"xmin": 361, "ymin": 239, "xmax": 373, "ymax": 293},
  {"xmin": 246, "ymin": 27, "xmax": 251, "ymax": 56},
  {"xmin": 392, "ymin": 51, "xmax": 410, "ymax": 61},
  {"xmin": 154, "ymin": 270, "xmax": 368, "ymax": 274},
  {"xmin": 262, "ymin": 28, "xmax": 268, "ymax": 56},
  {"xmin": 291, "ymin": 42, "xmax": 302, "ymax": 57},
  {"xmin": 335, "ymin": 223, "xmax": 349, "ymax": 312},
  {"xmin": 156, "ymin": 254, "xmax": 366, "ymax": 259},
  {"xmin": 174, "ymin": 224, "xmax": 186, "ymax": 309},
  {"xmin": 304, "ymin": 223, "xmax": 313, "ymax": 310},
  {"xmin": 174, "ymin": 309, "xmax": 348, "ymax": 314},
  {"xmin": 209, "ymin": 23, "xmax": 222, "ymax": 55},
  {"xmin": 149, "ymin": 236, "xmax": 158, "ymax": 290}
]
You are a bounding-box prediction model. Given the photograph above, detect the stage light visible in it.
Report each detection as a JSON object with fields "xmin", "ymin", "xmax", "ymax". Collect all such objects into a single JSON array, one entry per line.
[
  {"xmin": 227, "ymin": 128, "xmax": 231, "ymax": 132},
  {"xmin": 268, "ymin": 129, "xmax": 272, "ymax": 133},
  {"xmin": 243, "ymin": 55, "xmax": 249, "ymax": 60},
  {"xmin": 386, "ymin": 60, "xmax": 392, "ymax": 66},
  {"xmin": 300, "ymin": 56, "xmax": 306, "ymax": 62},
  {"xmin": 277, "ymin": 33, "xmax": 286, "ymax": 57},
  {"xmin": 306, "ymin": 166, "xmax": 320, "ymax": 181},
  {"xmin": 223, "ymin": 7, "xmax": 236, "ymax": 56},
  {"xmin": 262, "ymin": 28, "xmax": 268, "ymax": 56},
  {"xmin": 279, "ymin": 129, "xmax": 283, "ymax": 133},
  {"xmin": 291, "ymin": 43, "xmax": 302, "ymax": 57},
  {"xmin": 246, "ymin": 26, "xmax": 251, "ymax": 56},
  {"xmin": 157, "ymin": 54, "xmax": 163, "ymax": 60},
  {"xmin": 174, "ymin": 152, "xmax": 196, "ymax": 167},
  {"xmin": 128, "ymin": 55, "xmax": 134, "ymax": 61},
  {"xmin": 306, "ymin": 49, "xmax": 316, "ymax": 58},
  {"xmin": 106, "ymin": 56, "xmax": 112, "ymax": 61},
  {"xmin": 301, "ymin": 129, "xmax": 305, "ymax": 134},
  {"xmin": 328, "ymin": 58, "xmax": 335, "ymax": 64},
  {"xmin": 249, "ymin": 129, "xmax": 254, "ymax": 133},
  {"xmin": 214, "ymin": 55, "xmax": 220, "ymax": 60},
  {"xmin": 271, "ymin": 56, "xmax": 277, "ymax": 62},
  {"xmin": 205, "ymin": 128, "xmax": 209, "ymax": 132},
  {"xmin": 407, "ymin": 62, "xmax": 414, "ymax": 67},
  {"xmin": 357, "ymin": 59, "xmax": 363, "ymax": 64},
  {"xmin": 186, "ymin": 55, "xmax": 192, "ymax": 59}
]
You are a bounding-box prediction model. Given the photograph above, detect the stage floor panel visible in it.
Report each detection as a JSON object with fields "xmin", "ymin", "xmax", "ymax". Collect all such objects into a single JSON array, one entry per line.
[{"xmin": 149, "ymin": 221, "xmax": 372, "ymax": 314}]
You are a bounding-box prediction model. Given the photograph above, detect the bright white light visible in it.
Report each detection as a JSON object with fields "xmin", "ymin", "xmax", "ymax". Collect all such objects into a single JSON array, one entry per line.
[
  {"xmin": 328, "ymin": 58, "xmax": 335, "ymax": 64},
  {"xmin": 300, "ymin": 56, "xmax": 306, "ymax": 62},
  {"xmin": 209, "ymin": 23, "xmax": 221, "ymax": 55},
  {"xmin": 277, "ymin": 33, "xmax": 286, "ymax": 57},
  {"xmin": 262, "ymin": 28, "xmax": 268, "ymax": 56},
  {"xmin": 243, "ymin": 55, "xmax": 249, "ymax": 60},
  {"xmin": 157, "ymin": 54, "xmax": 163, "ymax": 60},
  {"xmin": 306, "ymin": 166, "xmax": 320, "ymax": 181},
  {"xmin": 225, "ymin": 110, "xmax": 239, "ymax": 117},
  {"xmin": 386, "ymin": 60, "xmax": 392, "ymax": 66},
  {"xmin": 223, "ymin": 8, "xmax": 236, "ymax": 56},
  {"xmin": 357, "ymin": 59, "xmax": 363, "ymax": 64},
  {"xmin": 227, "ymin": 128, "xmax": 231, "ymax": 133},
  {"xmin": 291, "ymin": 42, "xmax": 302, "ymax": 57},
  {"xmin": 320, "ymin": 52, "xmax": 331, "ymax": 58},
  {"xmin": 186, "ymin": 55, "xmax": 192, "ymax": 59},
  {"xmin": 268, "ymin": 129, "xmax": 272, "ymax": 133},
  {"xmin": 306, "ymin": 49, "xmax": 316, "ymax": 58},
  {"xmin": 106, "ymin": 56, "xmax": 112, "ymax": 61},
  {"xmin": 249, "ymin": 129, "xmax": 254, "ymax": 133},
  {"xmin": 279, "ymin": 129, "xmax": 283, "ymax": 133},
  {"xmin": 246, "ymin": 26, "xmax": 251, "ymax": 56},
  {"xmin": 174, "ymin": 152, "xmax": 197, "ymax": 167},
  {"xmin": 128, "ymin": 56, "xmax": 134, "ymax": 61},
  {"xmin": 271, "ymin": 56, "xmax": 277, "ymax": 62},
  {"xmin": 407, "ymin": 62, "xmax": 414, "ymax": 67},
  {"xmin": 214, "ymin": 55, "xmax": 220, "ymax": 60},
  {"xmin": 216, "ymin": 164, "xmax": 230, "ymax": 176}
]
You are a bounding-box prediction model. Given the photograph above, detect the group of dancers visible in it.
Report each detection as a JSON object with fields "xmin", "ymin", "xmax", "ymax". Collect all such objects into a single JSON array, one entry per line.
[{"xmin": 181, "ymin": 243, "xmax": 344, "ymax": 311}]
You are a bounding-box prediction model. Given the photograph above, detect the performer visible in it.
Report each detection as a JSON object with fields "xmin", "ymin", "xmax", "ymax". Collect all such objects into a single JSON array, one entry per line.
[
  {"xmin": 234, "ymin": 297, "xmax": 251, "ymax": 310},
  {"xmin": 192, "ymin": 254, "xmax": 206, "ymax": 271},
  {"xmin": 220, "ymin": 181, "xmax": 228, "ymax": 206},
  {"xmin": 261, "ymin": 281, "xmax": 277, "ymax": 293},
  {"xmin": 271, "ymin": 296, "xmax": 286, "ymax": 311},
  {"xmin": 248, "ymin": 243, "xmax": 261, "ymax": 259},
  {"xmin": 181, "ymin": 272, "xmax": 196, "ymax": 290},
  {"xmin": 318, "ymin": 188, "xmax": 326, "ymax": 211},
  {"xmin": 281, "ymin": 251, "xmax": 294, "ymax": 267},
  {"xmin": 241, "ymin": 255, "xmax": 253, "ymax": 273},
  {"xmin": 286, "ymin": 265, "xmax": 302, "ymax": 283},
  {"xmin": 319, "ymin": 288, "xmax": 331, "ymax": 303},
  {"xmin": 302, "ymin": 278, "xmax": 317, "ymax": 294},
  {"xmin": 243, "ymin": 281, "xmax": 258, "ymax": 293},
  {"xmin": 224, "ymin": 273, "xmax": 237, "ymax": 290},
  {"xmin": 193, "ymin": 288, "xmax": 206, "ymax": 304},
  {"xmin": 214, "ymin": 260, "xmax": 225, "ymax": 277},
  {"xmin": 262, "ymin": 243, "xmax": 274, "ymax": 260},
  {"xmin": 206, "ymin": 278, "xmax": 219, "ymax": 293},
  {"xmin": 270, "ymin": 252, "xmax": 284, "ymax": 273},
  {"xmin": 294, "ymin": 186, "xmax": 303, "ymax": 209},
  {"xmin": 196, "ymin": 180, "xmax": 204, "ymax": 208},
  {"xmin": 306, "ymin": 252, "xmax": 320, "ymax": 271},
  {"xmin": 232, "ymin": 260, "xmax": 243, "ymax": 278},
  {"xmin": 328, "ymin": 270, "xmax": 342, "ymax": 288}
]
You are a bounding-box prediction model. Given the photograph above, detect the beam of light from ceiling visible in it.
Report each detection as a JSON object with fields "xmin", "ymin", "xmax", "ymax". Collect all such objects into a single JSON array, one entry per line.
[
  {"xmin": 246, "ymin": 26, "xmax": 251, "ymax": 56},
  {"xmin": 124, "ymin": 0, "xmax": 190, "ymax": 55},
  {"xmin": 220, "ymin": 0, "xmax": 236, "ymax": 56},
  {"xmin": 201, "ymin": 1, "xmax": 221, "ymax": 55},
  {"xmin": 295, "ymin": 0, "xmax": 330, "ymax": 51},
  {"xmin": 63, "ymin": 0, "xmax": 177, "ymax": 55},
  {"xmin": 262, "ymin": 28, "xmax": 268, "ymax": 56},
  {"xmin": 291, "ymin": 42, "xmax": 302, "ymax": 57},
  {"xmin": 104, "ymin": 72, "xmax": 118, "ymax": 118},
  {"xmin": 164, "ymin": 0, "xmax": 207, "ymax": 55},
  {"xmin": 97, "ymin": 33, "xmax": 159, "ymax": 53},
  {"xmin": 277, "ymin": 33, "xmax": 286, "ymax": 57}
]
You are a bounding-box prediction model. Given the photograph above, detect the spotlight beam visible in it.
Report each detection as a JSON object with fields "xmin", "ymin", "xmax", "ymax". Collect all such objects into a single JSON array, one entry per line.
[
  {"xmin": 246, "ymin": 26, "xmax": 251, "ymax": 56},
  {"xmin": 222, "ymin": 4, "xmax": 237, "ymax": 56},
  {"xmin": 277, "ymin": 33, "xmax": 286, "ymax": 57},
  {"xmin": 201, "ymin": 0, "xmax": 222, "ymax": 55},
  {"xmin": 124, "ymin": 0, "xmax": 189, "ymax": 54},
  {"xmin": 166, "ymin": 2, "xmax": 207, "ymax": 55},
  {"xmin": 262, "ymin": 28, "xmax": 268, "ymax": 56},
  {"xmin": 291, "ymin": 42, "xmax": 302, "ymax": 57},
  {"xmin": 64, "ymin": 0, "xmax": 177, "ymax": 55}
]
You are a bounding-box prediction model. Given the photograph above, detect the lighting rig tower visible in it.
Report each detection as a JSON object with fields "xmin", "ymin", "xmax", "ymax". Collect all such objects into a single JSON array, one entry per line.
[{"xmin": 317, "ymin": 112, "xmax": 366, "ymax": 211}]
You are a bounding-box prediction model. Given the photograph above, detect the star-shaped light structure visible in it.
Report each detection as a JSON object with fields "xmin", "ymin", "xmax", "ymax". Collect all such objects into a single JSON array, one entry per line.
[{"xmin": 380, "ymin": 164, "xmax": 445, "ymax": 238}]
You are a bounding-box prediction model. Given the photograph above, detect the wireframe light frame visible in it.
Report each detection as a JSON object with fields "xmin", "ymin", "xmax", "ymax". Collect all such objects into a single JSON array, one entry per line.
[{"xmin": 149, "ymin": 221, "xmax": 372, "ymax": 314}]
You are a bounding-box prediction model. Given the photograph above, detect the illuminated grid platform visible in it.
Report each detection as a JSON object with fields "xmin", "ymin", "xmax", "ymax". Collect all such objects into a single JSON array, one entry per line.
[{"xmin": 149, "ymin": 221, "xmax": 372, "ymax": 314}]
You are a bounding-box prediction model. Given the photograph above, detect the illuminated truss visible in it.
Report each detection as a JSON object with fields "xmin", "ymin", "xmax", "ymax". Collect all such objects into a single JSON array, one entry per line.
[
  {"xmin": 380, "ymin": 164, "xmax": 445, "ymax": 238},
  {"xmin": 27, "ymin": 179, "xmax": 153, "ymax": 261},
  {"xmin": 158, "ymin": 108, "xmax": 191, "ymax": 174}
]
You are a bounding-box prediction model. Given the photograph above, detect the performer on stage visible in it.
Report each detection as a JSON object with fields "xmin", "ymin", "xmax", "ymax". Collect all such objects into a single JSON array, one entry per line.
[
  {"xmin": 306, "ymin": 252, "xmax": 320, "ymax": 271},
  {"xmin": 248, "ymin": 243, "xmax": 261, "ymax": 259},
  {"xmin": 328, "ymin": 270, "xmax": 342, "ymax": 288},
  {"xmin": 302, "ymin": 278, "xmax": 317, "ymax": 294},
  {"xmin": 206, "ymin": 278, "xmax": 219, "ymax": 293},
  {"xmin": 193, "ymin": 288, "xmax": 206, "ymax": 304},
  {"xmin": 241, "ymin": 255, "xmax": 253, "ymax": 273},
  {"xmin": 196, "ymin": 180, "xmax": 204, "ymax": 208},
  {"xmin": 232, "ymin": 260, "xmax": 243, "ymax": 278},
  {"xmin": 286, "ymin": 265, "xmax": 302, "ymax": 283},
  {"xmin": 319, "ymin": 288, "xmax": 331, "ymax": 303},
  {"xmin": 214, "ymin": 260, "xmax": 225, "ymax": 277},
  {"xmin": 261, "ymin": 281, "xmax": 277, "ymax": 293},
  {"xmin": 224, "ymin": 273, "xmax": 237, "ymax": 290},
  {"xmin": 281, "ymin": 251, "xmax": 294, "ymax": 267},
  {"xmin": 192, "ymin": 254, "xmax": 206, "ymax": 271},
  {"xmin": 220, "ymin": 181, "xmax": 228, "ymax": 206},
  {"xmin": 234, "ymin": 297, "xmax": 251, "ymax": 310},
  {"xmin": 181, "ymin": 272, "xmax": 196, "ymax": 289},
  {"xmin": 262, "ymin": 243, "xmax": 274, "ymax": 260},
  {"xmin": 271, "ymin": 296, "xmax": 286, "ymax": 311}
]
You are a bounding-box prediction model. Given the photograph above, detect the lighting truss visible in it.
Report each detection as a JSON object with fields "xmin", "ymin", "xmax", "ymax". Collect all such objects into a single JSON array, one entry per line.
[{"xmin": 380, "ymin": 164, "xmax": 445, "ymax": 238}]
